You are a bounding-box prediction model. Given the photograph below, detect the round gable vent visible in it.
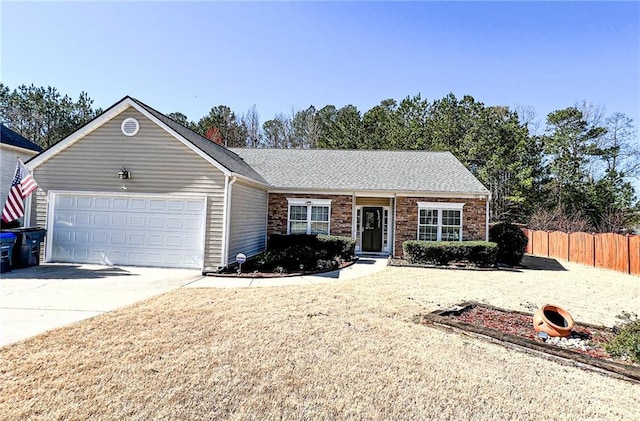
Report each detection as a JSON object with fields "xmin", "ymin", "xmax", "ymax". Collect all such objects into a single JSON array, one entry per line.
[{"xmin": 121, "ymin": 117, "xmax": 140, "ymax": 136}]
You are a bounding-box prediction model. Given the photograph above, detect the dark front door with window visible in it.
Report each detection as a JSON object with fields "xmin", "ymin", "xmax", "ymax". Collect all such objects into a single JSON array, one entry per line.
[{"xmin": 362, "ymin": 207, "xmax": 383, "ymax": 252}]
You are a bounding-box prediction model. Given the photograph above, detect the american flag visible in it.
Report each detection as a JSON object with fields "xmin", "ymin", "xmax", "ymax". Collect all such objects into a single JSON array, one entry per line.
[{"xmin": 2, "ymin": 159, "xmax": 38, "ymax": 223}]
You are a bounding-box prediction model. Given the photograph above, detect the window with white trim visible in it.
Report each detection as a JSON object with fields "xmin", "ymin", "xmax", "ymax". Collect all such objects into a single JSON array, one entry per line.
[
  {"xmin": 287, "ymin": 198, "xmax": 331, "ymax": 235},
  {"xmin": 417, "ymin": 202, "xmax": 464, "ymax": 241}
]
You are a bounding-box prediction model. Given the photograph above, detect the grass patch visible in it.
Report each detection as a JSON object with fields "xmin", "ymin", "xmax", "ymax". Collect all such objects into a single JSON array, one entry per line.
[{"xmin": 2, "ymin": 263, "xmax": 640, "ymax": 419}]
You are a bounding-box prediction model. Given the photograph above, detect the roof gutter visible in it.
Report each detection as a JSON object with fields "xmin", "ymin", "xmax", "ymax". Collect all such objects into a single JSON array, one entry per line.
[
  {"xmin": 267, "ymin": 188, "xmax": 490, "ymax": 199},
  {"xmin": 1, "ymin": 143, "xmax": 41, "ymax": 155}
]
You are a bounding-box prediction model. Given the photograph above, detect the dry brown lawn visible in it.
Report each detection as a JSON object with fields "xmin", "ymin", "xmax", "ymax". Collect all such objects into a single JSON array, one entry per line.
[{"xmin": 1, "ymin": 258, "xmax": 639, "ymax": 420}]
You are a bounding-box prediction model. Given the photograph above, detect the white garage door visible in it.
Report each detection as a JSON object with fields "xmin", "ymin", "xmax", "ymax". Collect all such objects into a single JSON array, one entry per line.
[{"xmin": 49, "ymin": 192, "xmax": 206, "ymax": 269}]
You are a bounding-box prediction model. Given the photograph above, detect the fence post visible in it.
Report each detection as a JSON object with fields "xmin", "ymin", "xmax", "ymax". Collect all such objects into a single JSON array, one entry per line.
[
  {"xmin": 547, "ymin": 231, "xmax": 550, "ymax": 257},
  {"xmin": 628, "ymin": 234, "xmax": 632, "ymax": 275},
  {"xmin": 592, "ymin": 233, "xmax": 596, "ymax": 269},
  {"xmin": 530, "ymin": 229, "xmax": 533, "ymax": 254}
]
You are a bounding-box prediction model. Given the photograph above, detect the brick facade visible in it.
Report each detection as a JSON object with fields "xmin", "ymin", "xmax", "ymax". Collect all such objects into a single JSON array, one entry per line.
[
  {"xmin": 267, "ymin": 193, "xmax": 353, "ymax": 240},
  {"xmin": 268, "ymin": 193, "xmax": 487, "ymax": 258},
  {"xmin": 393, "ymin": 197, "xmax": 487, "ymax": 257}
]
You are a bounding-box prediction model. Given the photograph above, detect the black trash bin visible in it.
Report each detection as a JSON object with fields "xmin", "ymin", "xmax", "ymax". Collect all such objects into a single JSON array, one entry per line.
[
  {"xmin": 4, "ymin": 227, "xmax": 47, "ymax": 268},
  {"xmin": 0, "ymin": 232, "xmax": 17, "ymax": 273}
]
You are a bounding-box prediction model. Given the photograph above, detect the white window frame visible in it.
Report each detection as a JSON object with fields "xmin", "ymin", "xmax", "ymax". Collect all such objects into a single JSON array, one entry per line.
[
  {"xmin": 286, "ymin": 198, "xmax": 332, "ymax": 235},
  {"xmin": 417, "ymin": 202, "xmax": 464, "ymax": 242}
]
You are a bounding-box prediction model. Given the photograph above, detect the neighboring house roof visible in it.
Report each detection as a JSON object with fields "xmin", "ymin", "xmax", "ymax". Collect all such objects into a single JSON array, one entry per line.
[
  {"xmin": 0, "ymin": 125, "xmax": 43, "ymax": 152},
  {"xmin": 231, "ymin": 148, "xmax": 490, "ymax": 195},
  {"xmin": 26, "ymin": 97, "xmax": 267, "ymax": 185}
]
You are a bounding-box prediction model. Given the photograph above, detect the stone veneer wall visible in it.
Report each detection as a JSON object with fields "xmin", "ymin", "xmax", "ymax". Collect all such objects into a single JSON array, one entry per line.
[
  {"xmin": 394, "ymin": 197, "xmax": 487, "ymax": 257},
  {"xmin": 267, "ymin": 193, "xmax": 353, "ymax": 240}
]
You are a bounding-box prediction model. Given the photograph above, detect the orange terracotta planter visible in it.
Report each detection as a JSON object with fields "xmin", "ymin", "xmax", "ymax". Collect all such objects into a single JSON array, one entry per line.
[{"xmin": 532, "ymin": 304, "xmax": 575, "ymax": 337}]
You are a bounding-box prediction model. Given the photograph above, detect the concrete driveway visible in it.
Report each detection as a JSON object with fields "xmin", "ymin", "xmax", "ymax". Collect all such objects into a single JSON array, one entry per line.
[
  {"xmin": 0, "ymin": 258, "xmax": 388, "ymax": 347},
  {"xmin": 0, "ymin": 263, "xmax": 203, "ymax": 347}
]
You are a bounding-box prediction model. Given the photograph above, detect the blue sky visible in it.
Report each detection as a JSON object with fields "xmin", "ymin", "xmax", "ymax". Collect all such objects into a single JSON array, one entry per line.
[{"xmin": 1, "ymin": 1, "xmax": 639, "ymax": 132}]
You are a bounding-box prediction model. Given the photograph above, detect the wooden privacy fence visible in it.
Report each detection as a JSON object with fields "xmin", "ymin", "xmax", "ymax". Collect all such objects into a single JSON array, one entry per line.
[{"xmin": 522, "ymin": 229, "xmax": 640, "ymax": 276}]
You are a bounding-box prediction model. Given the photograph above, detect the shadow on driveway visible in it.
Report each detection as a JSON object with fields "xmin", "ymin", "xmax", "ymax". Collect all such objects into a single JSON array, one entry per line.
[
  {"xmin": 0, "ymin": 264, "xmax": 203, "ymax": 346},
  {"xmin": 1, "ymin": 264, "xmax": 139, "ymax": 280}
]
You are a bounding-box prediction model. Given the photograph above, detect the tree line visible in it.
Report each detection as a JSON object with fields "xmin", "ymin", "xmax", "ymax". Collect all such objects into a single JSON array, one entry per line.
[{"xmin": 1, "ymin": 83, "xmax": 638, "ymax": 231}]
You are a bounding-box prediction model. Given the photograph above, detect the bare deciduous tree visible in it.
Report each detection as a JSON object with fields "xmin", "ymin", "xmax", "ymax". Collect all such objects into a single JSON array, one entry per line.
[
  {"xmin": 528, "ymin": 206, "xmax": 593, "ymax": 233},
  {"xmin": 240, "ymin": 105, "xmax": 261, "ymax": 148},
  {"xmin": 513, "ymin": 103, "xmax": 541, "ymax": 135},
  {"xmin": 601, "ymin": 112, "xmax": 639, "ymax": 177}
]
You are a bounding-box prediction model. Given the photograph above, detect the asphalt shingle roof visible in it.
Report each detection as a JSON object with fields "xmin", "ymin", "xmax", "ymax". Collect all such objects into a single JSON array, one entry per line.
[
  {"xmin": 129, "ymin": 98, "xmax": 267, "ymax": 185},
  {"xmin": 0, "ymin": 125, "xmax": 42, "ymax": 152},
  {"xmin": 230, "ymin": 148, "xmax": 489, "ymax": 194}
]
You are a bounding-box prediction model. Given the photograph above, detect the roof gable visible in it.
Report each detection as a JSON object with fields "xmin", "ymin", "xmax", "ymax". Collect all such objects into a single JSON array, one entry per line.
[
  {"xmin": 128, "ymin": 98, "xmax": 266, "ymax": 185},
  {"xmin": 0, "ymin": 125, "xmax": 43, "ymax": 152},
  {"xmin": 230, "ymin": 148, "xmax": 489, "ymax": 195},
  {"xmin": 26, "ymin": 97, "xmax": 266, "ymax": 186}
]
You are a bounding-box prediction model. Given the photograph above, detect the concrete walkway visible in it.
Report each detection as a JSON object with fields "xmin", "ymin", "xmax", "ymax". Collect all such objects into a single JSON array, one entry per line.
[{"xmin": 184, "ymin": 257, "xmax": 388, "ymax": 288}]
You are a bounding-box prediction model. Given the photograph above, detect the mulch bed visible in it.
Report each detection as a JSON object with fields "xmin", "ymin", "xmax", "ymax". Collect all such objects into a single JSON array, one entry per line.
[
  {"xmin": 419, "ymin": 302, "xmax": 640, "ymax": 383},
  {"xmin": 388, "ymin": 258, "xmax": 517, "ymax": 271},
  {"xmin": 207, "ymin": 259, "xmax": 356, "ymax": 278}
]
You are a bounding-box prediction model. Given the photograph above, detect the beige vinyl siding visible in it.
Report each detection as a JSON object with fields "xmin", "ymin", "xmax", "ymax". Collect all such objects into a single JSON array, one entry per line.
[
  {"xmin": 1, "ymin": 146, "xmax": 38, "ymax": 205},
  {"xmin": 227, "ymin": 181, "xmax": 268, "ymax": 264},
  {"xmin": 30, "ymin": 106, "xmax": 227, "ymax": 268},
  {"xmin": 355, "ymin": 197, "xmax": 392, "ymax": 206}
]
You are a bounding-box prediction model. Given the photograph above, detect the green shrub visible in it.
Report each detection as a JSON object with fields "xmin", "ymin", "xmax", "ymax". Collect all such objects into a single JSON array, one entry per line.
[
  {"xmin": 403, "ymin": 240, "xmax": 497, "ymax": 267},
  {"xmin": 252, "ymin": 234, "xmax": 355, "ymax": 273},
  {"xmin": 317, "ymin": 234, "xmax": 356, "ymax": 261},
  {"xmin": 605, "ymin": 317, "xmax": 640, "ymax": 364},
  {"xmin": 268, "ymin": 234, "xmax": 355, "ymax": 261},
  {"xmin": 489, "ymin": 222, "xmax": 528, "ymax": 265},
  {"xmin": 269, "ymin": 234, "xmax": 318, "ymax": 251}
]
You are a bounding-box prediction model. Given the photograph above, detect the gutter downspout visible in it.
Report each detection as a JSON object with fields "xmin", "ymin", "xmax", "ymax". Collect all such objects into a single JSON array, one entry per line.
[
  {"xmin": 485, "ymin": 194, "xmax": 491, "ymax": 241},
  {"xmin": 221, "ymin": 175, "xmax": 238, "ymax": 268}
]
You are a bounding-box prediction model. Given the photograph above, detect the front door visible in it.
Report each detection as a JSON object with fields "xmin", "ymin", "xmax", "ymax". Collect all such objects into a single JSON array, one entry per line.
[{"xmin": 362, "ymin": 207, "xmax": 383, "ymax": 252}]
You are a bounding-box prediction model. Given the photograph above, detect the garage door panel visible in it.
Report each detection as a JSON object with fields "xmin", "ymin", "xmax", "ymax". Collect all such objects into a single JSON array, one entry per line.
[
  {"xmin": 92, "ymin": 231, "xmax": 108, "ymax": 244},
  {"xmin": 76, "ymin": 212, "xmax": 91, "ymax": 226},
  {"xmin": 167, "ymin": 201, "xmax": 185, "ymax": 211},
  {"xmin": 111, "ymin": 214, "xmax": 127, "ymax": 227},
  {"xmin": 113, "ymin": 198, "xmax": 128, "ymax": 209},
  {"xmin": 76, "ymin": 196, "xmax": 93, "ymax": 208},
  {"xmin": 149, "ymin": 200, "xmax": 166, "ymax": 210},
  {"xmin": 74, "ymin": 231, "xmax": 90, "ymax": 243},
  {"xmin": 56, "ymin": 211, "xmax": 75, "ymax": 226},
  {"xmin": 147, "ymin": 234, "xmax": 163, "ymax": 246},
  {"xmin": 185, "ymin": 218, "xmax": 203, "ymax": 230},
  {"xmin": 130, "ymin": 199, "xmax": 147, "ymax": 209},
  {"xmin": 146, "ymin": 252, "xmax": 166, "ymax": 264},
  {"xmin": 148, "ymin": 217, "xmax": 164, "ymax": 228},
  {"xmin": 186, "ymin": 200, "xmax": 205, "ymax": 211},
  {"xmin": 110, "ymin": 232, "xmax": 126, "ymax": 244},
  {"xmin": 57, "ymin": 196, "xmax": 75, "ymax": 208},
  {"xmin": 51, "ymin": 193, "xmax": 205, "ymax": 268},
  {"xmin": 94, "ymin": 197, "xmax": 110, "ymax": 209},
  {"xmin": 73, "ymin": 248, "xmax": 89, "ymax": 260},
  {"xmin": 127, "ymin": 252, "xmax": 145, "ymax": 265},
  {"xmin": 128, "ymin": 233, "xmax": 145, "ymax": 245},
  {"xmin": 129, "ymin": 216, "xmax": 146, "ymax": 228},
  {"xmin": 94, "ymin": 214, "xmax": 109, "ymax": 225}
]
